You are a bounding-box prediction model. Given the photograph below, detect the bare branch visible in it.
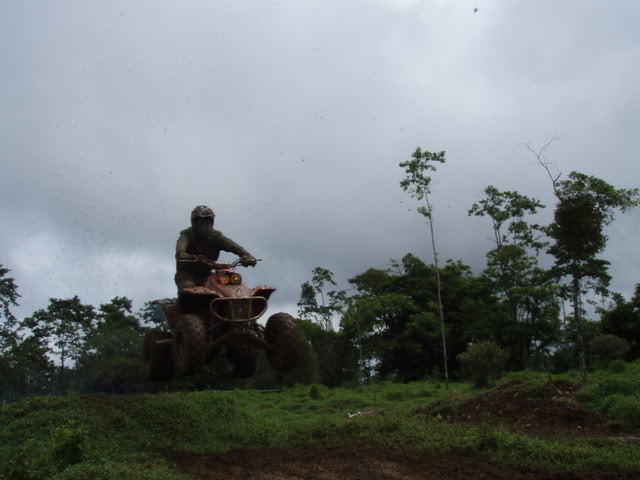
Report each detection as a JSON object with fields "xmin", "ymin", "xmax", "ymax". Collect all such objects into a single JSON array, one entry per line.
[{"xmin": 522, "ymin": 137, "xmax": 561, "ymax": 197}]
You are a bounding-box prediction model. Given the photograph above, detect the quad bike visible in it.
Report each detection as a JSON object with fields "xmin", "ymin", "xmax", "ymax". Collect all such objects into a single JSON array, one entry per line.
[{"xmin": 144, "ymin": 258, "xmax": 299, "ymax": 381}]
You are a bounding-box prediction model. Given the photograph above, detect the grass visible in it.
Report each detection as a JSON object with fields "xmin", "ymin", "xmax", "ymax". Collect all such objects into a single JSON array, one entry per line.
[
  {"xmin": 249, "ymin": 380, "xmax": 480, "ymax": 424},
  {"xmin": 576, "ymin": 360, "xmax": 640, "ymax": 428},
  {"xmin": 1, "ymin": 365, "xmax": 639, "ymax": 479}
]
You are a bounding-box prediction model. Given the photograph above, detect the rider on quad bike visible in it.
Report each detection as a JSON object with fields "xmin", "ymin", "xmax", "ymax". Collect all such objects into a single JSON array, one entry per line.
[
  {"xmin": 143, "ymin": 205, "xmax": 299, "ymax": 383},
  {"xmin": 175, "ymin": 205, "xmax": 257, "ymax": 291}
]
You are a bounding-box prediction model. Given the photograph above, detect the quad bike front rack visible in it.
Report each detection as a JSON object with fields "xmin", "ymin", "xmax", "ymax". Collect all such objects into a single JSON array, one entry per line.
[{"xmin": 208, "ymin": 296, "xmax": 268, "ymax": 323}]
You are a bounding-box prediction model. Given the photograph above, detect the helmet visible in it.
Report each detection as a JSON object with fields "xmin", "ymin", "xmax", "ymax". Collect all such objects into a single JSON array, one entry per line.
[{"xmin": 190, "ymin": 205, "xmax": 215, "ymax": 226}]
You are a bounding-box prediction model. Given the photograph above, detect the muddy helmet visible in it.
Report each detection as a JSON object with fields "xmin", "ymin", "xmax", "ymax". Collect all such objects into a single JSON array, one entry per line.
[{"xmin": 190, "ymin": 205, "xmax": 215, "ymax": 226}]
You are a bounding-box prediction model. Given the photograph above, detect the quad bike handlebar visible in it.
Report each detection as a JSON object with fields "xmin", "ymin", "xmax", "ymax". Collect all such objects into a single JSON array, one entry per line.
[{"xmin": 178, "ymin": 256, "xmax": 262, "ymax": 271}]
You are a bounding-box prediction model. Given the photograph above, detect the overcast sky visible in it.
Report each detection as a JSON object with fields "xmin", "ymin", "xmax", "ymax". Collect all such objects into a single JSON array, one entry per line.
[{"xmin": 1, "ymin": 0, "xmax": 639, "ymax": 323}]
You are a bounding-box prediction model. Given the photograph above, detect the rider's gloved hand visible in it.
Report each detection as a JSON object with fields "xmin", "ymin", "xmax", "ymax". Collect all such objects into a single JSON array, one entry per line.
[{"xmin": 240, "ymin": 255, "xmax": 257, "ymax": 267}]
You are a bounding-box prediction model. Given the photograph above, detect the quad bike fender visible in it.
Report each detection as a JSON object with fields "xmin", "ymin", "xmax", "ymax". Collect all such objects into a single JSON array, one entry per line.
[
  {"xmin": 201, "ymin": 284, "xmax": 276, "ymax": 299},
  {"xmin": 252, "ymin": 286, "xmax": 275, "ymax": 300},
  {"xmin": 151, "ymin": 299, "xmax": 181, "ymax": 330},
  {"xmin": 181, "ymin": 286, "xmax": 223, "ymax": 296}
]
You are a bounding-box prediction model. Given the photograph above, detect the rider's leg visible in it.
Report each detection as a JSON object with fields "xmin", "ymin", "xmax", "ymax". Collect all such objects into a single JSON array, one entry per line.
[
  {"xmin": 175, "ymin": 271, "xmax": 208, "ymax": 290},
  {"xmin": 175, "ymin": 271, "xmax": 197, "ymax": 290}
]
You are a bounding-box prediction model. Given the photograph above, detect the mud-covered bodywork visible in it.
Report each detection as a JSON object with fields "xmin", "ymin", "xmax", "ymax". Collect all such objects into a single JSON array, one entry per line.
[
  {"xmin": 172, "ymin": 270, "xmax": 275, "ymax": 324},
  {"xmin": 144, "ymin": 260, "xmax": 298, "ymax": 381}
]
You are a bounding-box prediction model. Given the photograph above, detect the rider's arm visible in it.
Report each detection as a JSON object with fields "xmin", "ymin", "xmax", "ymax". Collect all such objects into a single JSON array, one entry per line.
[
  {"xmin": 175, "ymin": 233, "xmax": 193, "ymax": 260},
  {"xmin": 214, "ymin": 231, "xmax": 251, "ymax": 258}
]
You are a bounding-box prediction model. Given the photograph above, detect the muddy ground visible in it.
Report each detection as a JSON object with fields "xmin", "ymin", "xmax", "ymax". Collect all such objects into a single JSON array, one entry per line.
[
  {"xmin": 415, "ymin": 380, "xmax": 607, "ymax": 436},
  {"xmin": 415, "ymin": 380, "xmax": 638, "ymax": 439},
  {"xmin": 173, "ymin": 445, "xmax": 637, "ymax": 480},
  {"xmin": 172, "ymin": 381, "xmax": 639, "ymax": 479}
]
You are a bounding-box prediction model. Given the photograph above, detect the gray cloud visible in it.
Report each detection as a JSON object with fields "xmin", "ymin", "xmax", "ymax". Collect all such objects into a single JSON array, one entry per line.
[{"xmin": 1, "ymin": 0, "xmax": 639, "ymax": 320}]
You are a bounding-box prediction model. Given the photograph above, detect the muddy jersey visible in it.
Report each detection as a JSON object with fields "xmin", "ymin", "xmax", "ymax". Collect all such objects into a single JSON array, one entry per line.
[{"xmin": 175, "ymin": 227, "xmax": 249, "ymax": 275}]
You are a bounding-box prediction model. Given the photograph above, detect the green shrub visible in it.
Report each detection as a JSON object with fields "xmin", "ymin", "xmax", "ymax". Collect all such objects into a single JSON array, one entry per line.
[
  {"xmin": 413, "ymin": 389, "xmax": 432, "ymax": 398},
  {"xmin": 608, "ymin": 396, "xmax": 640, "ymax": 428},
  {"xmin": 576, "ymin": 366, "xmax": 640, "ymax": 429},
  {"xmin": 607, "ymin": 359, "xmax": 627, "ymax": 373},
  {"xmin": 589, "ymin": 334, "xmax": 629, "ymax": 366},
  {"xmin": 383, "ymin": 390, "xmax": 407, "ymax": 401},
  {"xmin": 50, "ymin": 420, "xmax": 88, "ymax": 468},
  {"xmin": 457, "ymin": 341, "xmax": 510, "ymax": 388},
  {"xmin": 5, "ymin": 439, "xmax": 50, "ymax": 480},
  {"xmin": 309, "ymin": 384, "xmax": 322, "ymax": 400},
  {"xmin": 599, "ymin": 394, "xmax": 626, "ymax": 415},
  {"xmin": 588, "ymin": 376, "xmax": 640, "ymax": 398},
  {"xmin": 475, "ymin": 426, "xmax": 500, "ymax": 453},
  {"xmin": 382, "ymin": 388, "xmax": 433, "ymax": 402}
]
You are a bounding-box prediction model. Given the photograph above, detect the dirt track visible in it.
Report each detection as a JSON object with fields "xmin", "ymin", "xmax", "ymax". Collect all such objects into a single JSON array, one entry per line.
[
  {"xmin": 415, "ymin": 380, "xmax": 636, "ymax": 437},
  {"xmin": 173, "ymin": 381, "xmax": 639, "ymax": 479},
  {"xmin": 173, "ymin": 445, "xmax": 637, "ymax": 480}
]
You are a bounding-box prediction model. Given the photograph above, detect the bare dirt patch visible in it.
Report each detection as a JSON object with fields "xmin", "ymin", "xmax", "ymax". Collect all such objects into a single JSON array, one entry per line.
[
  {"xmin": 172, "ymin": 445, "xmax": 638, "ymax": 480},
  {"xmin": 415, "ymin": 380, "xmax": 630, "ymax": 436}
]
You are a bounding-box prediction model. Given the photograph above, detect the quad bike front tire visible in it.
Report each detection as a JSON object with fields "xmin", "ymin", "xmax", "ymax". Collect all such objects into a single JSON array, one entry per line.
[
  {"xmin": 223, "ymin": 343, "xmax": 258, "ymax": 379},
  {"xmin": 173, "ymin": 314, "xmax": 207, "ymax": 376},
  {"xmin": 265, "ymin": 313, "xmax": 299, "ymax": 371},
  {"xmin": 144, "ymin": 331, "xmax": 174, "ymax": 381}
]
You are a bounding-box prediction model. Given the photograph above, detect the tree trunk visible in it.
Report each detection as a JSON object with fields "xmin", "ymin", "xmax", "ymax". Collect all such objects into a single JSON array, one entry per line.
[
  {"xmin": 572, "ymin": 273, "xmax": 587, "ymax": 381},
  {"xmin": 59, "ymin": 343, "xmax": 66, "ymax": 394},
  {"xmin": 425, "ymin": 197, "xmax": 448, "ymax": 387}
]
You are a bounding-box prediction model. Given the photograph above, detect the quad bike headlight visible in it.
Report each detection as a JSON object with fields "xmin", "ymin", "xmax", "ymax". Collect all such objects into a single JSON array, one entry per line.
[
  {"xmin": 230, "ymin": 273, "xmax": 242, "ymax": 285},
  {"xmin": 219, "ymin": 274, "xmax": 231, "ymax": 286}
]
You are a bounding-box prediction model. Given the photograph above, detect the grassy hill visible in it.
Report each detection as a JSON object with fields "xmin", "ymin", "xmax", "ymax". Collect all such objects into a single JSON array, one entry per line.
[{"xmin": 2, "ymin": 364, "xmax": 639, "ymax": 480}]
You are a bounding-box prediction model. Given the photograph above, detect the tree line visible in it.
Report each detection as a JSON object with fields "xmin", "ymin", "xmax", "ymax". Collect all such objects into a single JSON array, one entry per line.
[
  {"xmin": 290, "ymin": 144, "xmax": 639, "ymax": 386},
  {"xmin": 0, "ymin": 288, "xmax": 155, "ymax": 398},
  {"xmin": 1, "ymin": 144, "xmax": 639, "ymax": 396}
]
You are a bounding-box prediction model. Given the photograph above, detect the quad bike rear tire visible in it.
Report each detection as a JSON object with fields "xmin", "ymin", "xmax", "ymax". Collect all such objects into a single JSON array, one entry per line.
[
  {"xmin": 173, "ymin": 314, "xmax": 207, "ymax": 376},
  {"xmin": 144, "ymin": 331, "xmax": 174, "ymax": 381},
  {"xmin": 265, "ymin": 313, "xmax": 299, "ymax": 371},
  {"xmin": 223, "ymin": 343, "xmax": 258, "ymax": 379}
]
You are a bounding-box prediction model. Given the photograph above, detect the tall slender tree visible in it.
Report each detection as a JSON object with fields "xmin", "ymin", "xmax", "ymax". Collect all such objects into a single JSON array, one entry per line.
[
  {"xmin": 399, "ymin": 148, "xmax": 448, "ymax": 384},
  {"xmin": 548, "ymin": 173, "xmax": 638, "ymax": 379},
  {"xmin": 528, "ymin": 141, "xmax": 640, "ymax": 379}
]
